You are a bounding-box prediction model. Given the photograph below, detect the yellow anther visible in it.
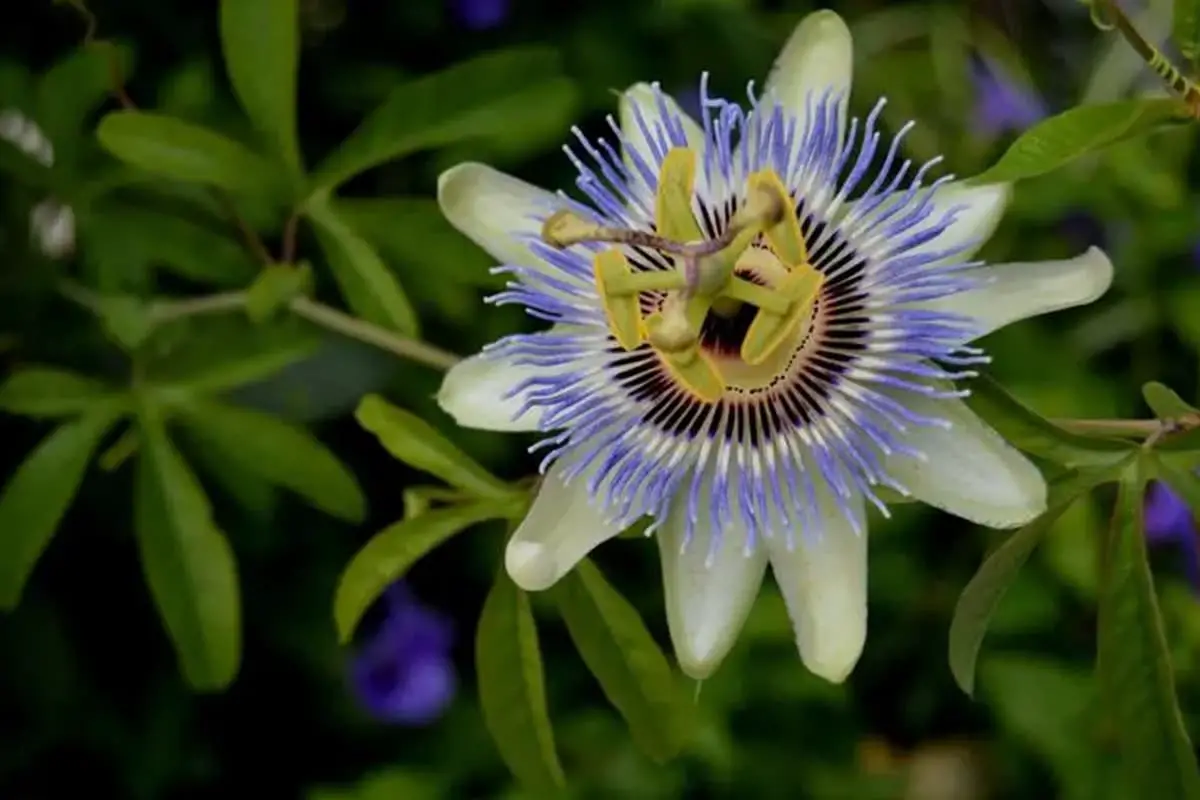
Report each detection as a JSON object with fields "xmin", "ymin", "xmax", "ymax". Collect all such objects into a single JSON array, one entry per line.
[
  {"xmin": 655, "ymin": 147, "xmax": 705, "ymax": 244},
  {"xmin": 747, "ymin": 170, "xmax": 807, "ymax": 268},
  {"xmin": 593, "ymin": 249, "xmax": 645, "ymax": 351},
  {"xmin": 740, "ymin": 263, "xmax": 825, "ymax": 366}
]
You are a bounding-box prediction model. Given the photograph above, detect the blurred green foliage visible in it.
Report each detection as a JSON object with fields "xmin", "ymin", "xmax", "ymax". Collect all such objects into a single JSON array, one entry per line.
[{"xmin": 3, "ymin": 0, "xmax": 1200, "ymax": 798}]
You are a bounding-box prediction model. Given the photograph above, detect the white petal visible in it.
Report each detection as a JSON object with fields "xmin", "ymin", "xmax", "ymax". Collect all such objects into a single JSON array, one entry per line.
[
  {"xmin": 656, "ymin": 477, "xmax": 767, "ymax": 679},
  {"xmin": 885, "ymin": 393, "xmax": 1047, "ymax": 528},
  {"xmin": 618, "ymin": 83, "xmax": 705, "ymax": 168},
  {"xmin": 761, "ymin": 10, "xmax": 854, "ymax": 144},
  {"xmin": 764, "ymin": 481, "xmax": 867, "ymax": 684},
  {"xmin": 505, "ymin": 463, "xmax": 624, "ymax": 591},
  {"xmin": 437, "ymin": 162, "xmax": 562, "ymax": 269},
  {"xmin": 920, "ymin": 247, "xmax": 1114, "ymax": 344},
  {"xmin": 437, "ymin": 347, "xmax": 544, "ymax": 433},
  {"xmin": 847, "ymin": 181, "xmax": 1011, "ymax": 268}
]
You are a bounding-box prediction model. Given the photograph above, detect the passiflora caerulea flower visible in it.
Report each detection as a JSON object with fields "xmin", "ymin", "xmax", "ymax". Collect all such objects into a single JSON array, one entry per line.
[
  {"xmin": 348, "ymin": 583, "xmax": 457, "ymax": 725},
  {"xmin": 434, "ymin": 11, "xmax": 1114, "ymax": 682}
]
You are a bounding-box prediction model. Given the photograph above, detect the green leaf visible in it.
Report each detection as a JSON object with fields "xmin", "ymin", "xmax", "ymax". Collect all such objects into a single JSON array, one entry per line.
[
  {"xmin": 971, "ymin": 99, "xmax": 1185, "ymax": 185},
  {"xmin": 1175, "ymin": 0, "xmax": 1200, "ymax": 66},
  {"xmin": 35, "ymin": 42, "xmax": 134, "ymax": 162},
  {"xmin": 335, "ymin": 197, "xmax": 499, "ymax": 322},
  {"xmin": 96, "ymin": 110, "xmax": 281, "ymax": 195},
  {"xmin": 551, "ymin": 559, "xmax": 691, "ymax": 762},
  {"xmin": 948, "ymin": 465, "xmax": 1128, "ymax": 695},
  {"xmin": 963, "ymin": 376, "xmax": 1135, "ymax": 468},
  {"xmin": 171, "ymin": 397, "xmax": 365, "ymax": 522},
  {"xmin": 146, "ymin": 315, "xmax": 320, "ymax": 394},
  {"xmin": 308, "ymin": 201, "xmax": 418, "ymax": 335},
  {"xmin": 1097, "ymin": 457, "xmax": 1200, "ymax": 798},
  {"xmin": 135, "ymin": 406, "xmax": 241, "ymax": 691},
  {"xmin": 476, "ymin": 567, "xmax": 565, "ymax": 793},
  {"xmin": 81, "ymin": 203, "xmax": 258, "ymax": 289},
  {"xmin": 0, "ymin": 408, "xmax": 121, "ymax": 609},
  {"xmin": 245, "ymin": 263, "xmax": 313, "ymax": 323},
  {"xmin": 93, "ymin": 294, "xmax": 156, "ymax": 351},
  {"xmin": 219, "ymin": 0, "xmax": 302, "ymax": 175},
  {"xmin": 334, "ymin": 503, "xmax": 502, "ymax": 642},
  {"xmin": 182, "ymin": 431, "xmax": 277, "ymax": 521},
  {"xmin": 354, "ymin": 394, "xmax": 515, "ymax": 502},
  {"xmin": 0, "ymin": 367, "xmax": 117, "ymax": 417},
  {"xmin": 1143, "ymin": 381, "xmax": 1197, "ymax": 420},
  {"xmin": 310, "ymin": 47, "xmax": 577, "ymax": 193},
  {"xmin": 978, "ymin": 656, "xmax": 1101, "ymax": 792}
]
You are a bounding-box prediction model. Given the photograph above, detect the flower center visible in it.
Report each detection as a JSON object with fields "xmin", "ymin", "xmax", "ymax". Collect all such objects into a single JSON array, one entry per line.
[{"xmin": 540, "ymin": 146, "xmax": 826, "ymax": 403}]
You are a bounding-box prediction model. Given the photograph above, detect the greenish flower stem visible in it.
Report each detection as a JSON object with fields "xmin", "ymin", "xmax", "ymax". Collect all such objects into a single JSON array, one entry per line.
[
  {"xmin": 287, "ymin": 297, "xmax": 461, "ymax": 372},
  {"xmin": 60, "ymin": 282, "xmax": 462, "ymax": 373},
  {"xmin": 1052, "ymin": 418, "xmax": 1164, "ymax": 439}
]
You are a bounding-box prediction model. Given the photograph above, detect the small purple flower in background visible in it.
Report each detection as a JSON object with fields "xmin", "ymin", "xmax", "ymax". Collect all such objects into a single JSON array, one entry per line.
[
  {"xmin": 1144, "ymin": 481, "xmax": 1200, "ymax": 593},
  {"xmin": 349, "ymin": 583, "xmax": 457, "ymax": 725},
  {"xmin": 969, "ymin": 54, "xmax": 1047, "ymax": 138},
  {"xmin": 450, "ymin": 0, "xmax": 508, "ymax": 30}
]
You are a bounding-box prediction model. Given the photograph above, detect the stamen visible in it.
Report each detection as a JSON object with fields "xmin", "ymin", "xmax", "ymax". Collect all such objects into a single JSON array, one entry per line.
[
  {"xmin": 593, "ymin": 249, "xmax": 645, "ymax": 351},
  {"xmin": 655, "ymin": 147, "xmax": 704, "ymax": 243},
  {"xmin": 741, "ymin": 264, "xmax": 824, "ymax": 365},
  {"xmin": 747, "ymin": 169, "xmax": 807, "ymax": 267}
]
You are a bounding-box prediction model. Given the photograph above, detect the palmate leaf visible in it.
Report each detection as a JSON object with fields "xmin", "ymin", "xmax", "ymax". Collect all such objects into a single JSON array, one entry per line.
[
  {"xmin": 96, "ymin": 110, "xmax": 283, "ymax": 199},
  {"xmin": 948, "ymin": 463, "xmax": 1130, "ymax": 695},
  {"xmin": 134, "ymin": 404, "xmax": 241, "ymax": 691},
  {"xmin": 219, "ymin": 0, "xmax": 302, "ymax": 177},
  {"xmin": 551, "ymin": 560, "xmax": 692, "ymax": 762},
  {"xmin": 0, "ymin": 367, "xmax": 118, "ymax": 418},
  {"xmin": 354, "ymin": 394, "xmax": 515, "ymax": 502},
  {"xmin": 971, "ymin": 99, "xmax": 1186, "ymax": 185},
  {"xmin": 170, "ymin": 396, "xmax": 365, "ymax": 523},
  {"xmin": 1097, "ymin": 456, "xmax": 1200, "ymax": 797},
  {"xmin": 308, "ymin": 200, "xmax": 418, "ymax": 336},
  {"xmin": 309, "ymin": 46, "xmax": 577, "ymax": 194},
  {"xmin": 334, "ymin": 503, "xmax": 506, "ymax": 642},
  {"xmin": 476, "ymin": 567, "xmax": 566, "ymax": 794},
  {"xmin": 0, "ymin": 406, "xmax": 123, "ymax": 609}
]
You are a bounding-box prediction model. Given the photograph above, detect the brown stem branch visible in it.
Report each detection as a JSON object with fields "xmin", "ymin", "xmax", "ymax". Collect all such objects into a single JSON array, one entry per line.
[{"xmin": 281, "ymin": 213, "xmax": 300, "ymax": 265}]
